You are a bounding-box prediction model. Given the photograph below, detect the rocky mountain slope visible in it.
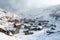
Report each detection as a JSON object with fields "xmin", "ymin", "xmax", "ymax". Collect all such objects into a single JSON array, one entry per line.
[
  {"xmin": 0, "ymin": 5, "xmax": 60, "ymax": 40},
  {"xmin": 0, "ymin": 9, "xmax": 22, "ymax": 40}
]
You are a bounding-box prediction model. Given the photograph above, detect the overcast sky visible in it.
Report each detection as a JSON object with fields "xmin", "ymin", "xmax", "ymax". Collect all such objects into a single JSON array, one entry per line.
[
  {"xmin": 0, "ymin": 0, "xmax": 60, "ymax": 12},
  {"xmin": 0, "ymin": 0, "xmax": 60, "ymax": 18},
  {"xmin": 8, "ymin": 0, "xmax": 60, "ymax": 8},
  {"xmin": 7, "ymin": 0, "xmax": 60, "ymax": 13}
]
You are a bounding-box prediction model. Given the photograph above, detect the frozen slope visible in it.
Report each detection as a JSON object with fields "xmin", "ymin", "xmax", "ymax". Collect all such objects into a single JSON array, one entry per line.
[
  {"xmin": 14, "ymin": 27, "xmax": 60, "ymax": 40},
  {"xmin": 45, "ymin": 32, "xmax": 60, "ymax": 40},
  {"xmin": 13, "ymin": 5, "xmax": 60, "ymax": 40},
  {"xmin": 0, "ymin": 5, "xmax": 60, "ymax": 40},
  {"xmin": 14, "ymin": 29, "xmax": 45, "ymax": 40},
  {"xmin": 0, "ymin": 9, "xmax": 22, "ymax": 40},
  {"xmin": 0, "ymin": 32, "xmax": 17, "ymax": 40}
]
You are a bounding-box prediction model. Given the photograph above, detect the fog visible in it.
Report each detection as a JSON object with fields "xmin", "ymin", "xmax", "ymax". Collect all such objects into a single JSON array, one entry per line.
[
  {"xmin": 0, "ymin": 0, "xmax": 60, "ymax": 18},
  {"xmin": 8, "ymin": 0, "xmax": 60, "ymax": 9}
]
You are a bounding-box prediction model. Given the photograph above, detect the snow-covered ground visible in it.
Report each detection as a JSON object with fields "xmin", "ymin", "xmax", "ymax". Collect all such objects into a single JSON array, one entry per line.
[
  {"xmin": 0, "ymin": 8, "xmax": 60, "ymax": 40},
  {"xmin": 14, "ymin": 28, "xmax": 60, "ymax": 40},
  {"xmin": 0, "ymin": 32, "xmax": 17, "ymax": 40},
  {"xmin": 0, "ymin": 9, "xmax": 21, "ymax": 40},
  {"xmin": 14, "ymin": 29, "xmax": 45, "ymax": 40}
]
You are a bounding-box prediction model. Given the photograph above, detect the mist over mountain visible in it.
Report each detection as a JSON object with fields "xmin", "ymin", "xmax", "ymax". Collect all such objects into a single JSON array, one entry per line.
[
  {"xmin": 16, "ymin": 5, "xmax": 60, "ymax": 19},
  {"xmin": 0, "ymin": 0, "xmax": 60, "ymax": 40},
  {"xmin": 0, "ymin": 0, "xmax": 60, "ymax": 19}
]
